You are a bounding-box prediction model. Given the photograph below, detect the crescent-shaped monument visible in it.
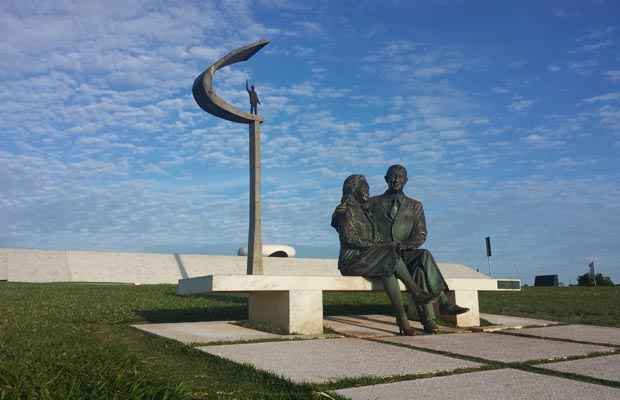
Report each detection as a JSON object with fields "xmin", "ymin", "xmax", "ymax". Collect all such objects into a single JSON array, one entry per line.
[
  {"xmin": 192, "ymin": 40, "xmax": 270, "ymax": 275},
  {"xmin": 192, "ymin": 39, "xmax": 270, "ymax": 124}
]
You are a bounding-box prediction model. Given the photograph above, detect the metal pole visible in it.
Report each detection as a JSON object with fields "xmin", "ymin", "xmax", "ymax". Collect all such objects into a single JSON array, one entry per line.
[
  {"xmin": 487, "ymin": 256, "xmax": 492, "ymax": 276},
  {"xmin": 247, "ymin": 120, "xmax": 263, "ymax": 274}
]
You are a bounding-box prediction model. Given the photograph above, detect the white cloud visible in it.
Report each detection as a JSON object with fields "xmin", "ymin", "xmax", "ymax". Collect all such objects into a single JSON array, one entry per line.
[
  {"xmin": 373, "ymin": 114, "xmax": 403, "ymax": 124},
  {"xmin": 292, "ymin": 21, "xmax": 323, "ymax": 35},
  {"xmin": 292, "ymin": 45, "xmax": 316, "ymax": 57},
  {"xmin": 439, "ymin": 129, "xmax": 467, "ymax": 140},
  {"xmin": 311, "ymin": 66, "xmax": 327, "ymax": 79},
  {"xmin": 596, "ymin": 105, "xmax": 620, "ymax": 129},
  {"xmin": 522, "ymin": 133, "xmax": 565, "ymax": 148},
  {"xmin": 552, "ymin": 8, "xmax": 568, "ymax": 17},
  {"xmin": 509, "ymin": 60, "xmax": 527, "ymax": 69},
  {"xmin": 604, "ymin": 70, "xmax": 620, "ymax": 82},
  {"xmin": 548, "ymin": 64, "xmax": 562, "ymax": 72},
  {"xmin": 582, "ymin": 40, "xmax": 613, "ymax": 51},
  {"xmin": 583, "ymin": 92, "xmax": 620, "ymax": 103},
  {"xmin": 289, "ymin": 82, "xmax": 314, "ymax": 96},
  {"xmin": 576, "ymin": 26, "xmax": 616, "ymax": 43},
  {"xmin": 567, "ymin": 59, "xmax": 598, "ymax": 75},
  {"xmin": 257, "ymin": 0, "xmax": 309, "ymax": 10},
  {"xmin": 188, "ymin": 46, "xmax": 224, "ymax": 61},
  {"xmin": 363, "ymin": 40, "xmax": 472, "ymax": 80},
  {"xmin": 510, "ymin": 97, "xmax": 535, "ymax": 112}
]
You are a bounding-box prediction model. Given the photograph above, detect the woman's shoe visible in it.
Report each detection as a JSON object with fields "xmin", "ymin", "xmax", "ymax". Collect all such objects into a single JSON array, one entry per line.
[
  {"xmin": 399, "ymin": 326, "xmax": 417, "ymax": 336},
  {"xmin": 396, "ymin": 315, "xmax": 416, "ymax": 336}
]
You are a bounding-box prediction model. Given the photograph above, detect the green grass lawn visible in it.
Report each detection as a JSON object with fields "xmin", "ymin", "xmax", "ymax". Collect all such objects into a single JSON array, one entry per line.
[
  {"xmin": 479, "ymin": 286, "xmax": 620, "ymax": 327},
  {"xmin": 1, "ymin": 283, "xmax": 618, "ymax": 399}
]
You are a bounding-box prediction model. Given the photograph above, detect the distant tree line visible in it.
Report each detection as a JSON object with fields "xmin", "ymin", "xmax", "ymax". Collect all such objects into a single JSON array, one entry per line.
[{"xmin": 577, "ymin": 272, "xmax": 615, "ymax": 287}]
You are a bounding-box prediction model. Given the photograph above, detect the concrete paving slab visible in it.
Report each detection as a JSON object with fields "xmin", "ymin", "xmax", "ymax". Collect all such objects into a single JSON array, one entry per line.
[
  {"xmin": 335, "ymin": 368, "xmax": 620, "ymax": 400},
  {"xmin": 480, "ymin": 313, "xmax": 559, "ymax": 328},
  {"xmin": 199, "ymin": 338, "xmax": 482, "ymax": 383},
  {"xmin": 380, "ymin": 332, "xmax": 613, "ymax": 362},
  {"xmin": 540, "ymin": 354, "xmax": 620, "ymax": 382},
  {"xmin": 508, "ymin": 324, "xmax": 620, "ymax": 346},
  {"xmin": 132, "ymin": 321, "xmax": 282, "ymax": 344}
]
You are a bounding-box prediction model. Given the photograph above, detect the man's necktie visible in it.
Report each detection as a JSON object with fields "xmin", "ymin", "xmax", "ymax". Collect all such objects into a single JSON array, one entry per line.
[{"xmin": 390, "ymin": 198, "xmax": 399, "ymax": 219}]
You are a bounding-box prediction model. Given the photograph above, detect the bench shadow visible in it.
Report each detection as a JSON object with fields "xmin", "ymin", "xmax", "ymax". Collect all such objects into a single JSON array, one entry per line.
[
  {"xmin": 137, "ymin": 305, "xmax": 393, "ymax": 324},
  {"xmin": 136, "ymin": 294, "xmax": 248, "ymax": 323},
  {"xmin": 194, "ymin": 293, "xmax": 248, "ymax": 304},
  {"xmin": 136, "ymin": 306, "xmax": 247, "ymax": 323},
  {"xmin": 137, "ymin": 294, "xmax": 398, "ymax": 324},
  {"xmin": 163, "ymin": 292, "xmax": 248, "ymax": 303}
]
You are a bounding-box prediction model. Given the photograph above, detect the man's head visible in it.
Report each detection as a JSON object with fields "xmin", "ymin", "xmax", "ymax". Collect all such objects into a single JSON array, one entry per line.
[
  {"xmin": 385, "ymin": 164, "xmax": 408, "ymax": 193},
  {"xmin": 251, "ymin": 85, "xmax": 255, "ymax": 91}
]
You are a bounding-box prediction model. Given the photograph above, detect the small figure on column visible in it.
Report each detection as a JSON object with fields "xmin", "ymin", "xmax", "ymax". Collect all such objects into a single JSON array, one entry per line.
[{"xmin": 246, "ymin": 80, "xmax": 261, "ymax": 115}]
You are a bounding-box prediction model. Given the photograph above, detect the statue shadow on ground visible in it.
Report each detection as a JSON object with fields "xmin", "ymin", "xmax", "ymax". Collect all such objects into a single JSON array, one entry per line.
[{"xmin": 323, "ymin": 303, "xmax": 396, "ymax": 317}]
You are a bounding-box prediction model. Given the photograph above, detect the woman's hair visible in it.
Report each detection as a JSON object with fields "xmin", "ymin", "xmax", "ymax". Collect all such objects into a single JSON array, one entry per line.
[
  {"xmin": 331, "ymin": 174, "xmax": 367, "ymax": 230},
  {"xmin": 341, "ymin": 174, "xmax": 367, "ymax": 204}
]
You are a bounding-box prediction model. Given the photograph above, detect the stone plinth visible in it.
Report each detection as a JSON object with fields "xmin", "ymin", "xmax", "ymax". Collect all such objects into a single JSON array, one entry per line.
[{"xmin": 249, "ymin": 290, "xmax": 323, "ymax": 335}]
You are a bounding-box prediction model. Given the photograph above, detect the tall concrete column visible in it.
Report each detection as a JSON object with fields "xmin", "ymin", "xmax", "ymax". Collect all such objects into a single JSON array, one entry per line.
[{"xmin": 247, "ymin": 120, "xmax": 263, "ymax": 274}]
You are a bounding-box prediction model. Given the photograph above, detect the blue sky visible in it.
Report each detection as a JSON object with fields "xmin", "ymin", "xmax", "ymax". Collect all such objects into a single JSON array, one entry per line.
[{"xmin": 1, "ymin": 0, "xmax": 619, "ymax": 284}]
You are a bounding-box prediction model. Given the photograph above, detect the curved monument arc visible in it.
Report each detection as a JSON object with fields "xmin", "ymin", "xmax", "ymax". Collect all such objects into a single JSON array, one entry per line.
[{"xmin": 192, "ymin": 39, "xmax": 269, "ymax": 124}]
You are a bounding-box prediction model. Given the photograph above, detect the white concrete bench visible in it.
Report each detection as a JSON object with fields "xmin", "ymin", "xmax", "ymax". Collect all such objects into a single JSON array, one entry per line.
[{"xmin": 177, "ymin": 267, "xmax": 520, "ymax": 335}]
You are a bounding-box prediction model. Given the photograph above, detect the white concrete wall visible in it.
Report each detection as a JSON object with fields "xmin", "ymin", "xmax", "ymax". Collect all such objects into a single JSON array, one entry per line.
[
  {"xmin": 4, "ymin": 248, "xmax": 71, "ymax": 282},
  {"xmin": 0, "ymin": 247, "xmax": 487, "ymax": 284},
  {"xmin": 0, "ymin": 248, "xmax": 341, "ymax": 284},
  {"xmin": 0, "ymin": 249, "xmax": 7, "ymax": 280}
]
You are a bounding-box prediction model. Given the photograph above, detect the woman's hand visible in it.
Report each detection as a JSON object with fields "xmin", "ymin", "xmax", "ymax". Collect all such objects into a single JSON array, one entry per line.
[{"xmin": 376, "ymin": 240, "xmax": 399, "ymax": 250}]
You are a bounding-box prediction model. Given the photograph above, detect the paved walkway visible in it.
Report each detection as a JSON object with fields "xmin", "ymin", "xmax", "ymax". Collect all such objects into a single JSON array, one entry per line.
[{"xmin": 133, "ymin": 314, "xmax": 620, "ymax": 399}]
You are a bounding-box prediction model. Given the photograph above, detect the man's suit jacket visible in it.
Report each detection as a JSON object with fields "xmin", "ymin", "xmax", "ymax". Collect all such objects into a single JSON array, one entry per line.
[{"xmin": 369, "ymin": 192, "xmax": 428, "ymax": 249}]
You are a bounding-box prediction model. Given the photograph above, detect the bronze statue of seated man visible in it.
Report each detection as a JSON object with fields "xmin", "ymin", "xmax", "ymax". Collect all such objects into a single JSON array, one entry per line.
[{"xmin": 332, "ymin": 166, "xmax": 469, "ymax": 334}]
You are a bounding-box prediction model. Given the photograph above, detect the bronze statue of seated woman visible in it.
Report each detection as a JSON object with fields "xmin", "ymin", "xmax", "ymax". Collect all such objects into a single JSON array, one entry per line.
[{"xmin": 331, "ymin": 174, "xmax": 434, "ymax": 335}]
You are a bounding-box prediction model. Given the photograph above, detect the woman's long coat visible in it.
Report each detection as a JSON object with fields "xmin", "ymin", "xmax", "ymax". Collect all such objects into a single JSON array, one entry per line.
[{"xmin": 331, "ymin": 200, "xmax": 399, "ymax": 278}]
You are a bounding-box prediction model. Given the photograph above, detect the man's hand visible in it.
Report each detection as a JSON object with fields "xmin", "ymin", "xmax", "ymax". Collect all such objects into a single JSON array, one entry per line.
[{"xmin": 398, "ymin": 241, "xmax": 418, "ymax": 251}]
